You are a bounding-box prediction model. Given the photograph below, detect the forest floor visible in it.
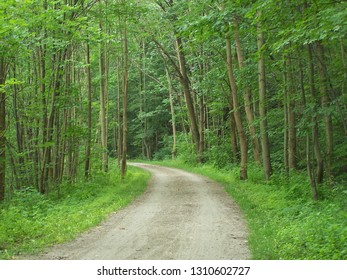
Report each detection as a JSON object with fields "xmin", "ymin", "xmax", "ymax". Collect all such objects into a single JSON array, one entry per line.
[{"xmin": 19, "ymin": 163, "xmax": 250, "ymax": 260}]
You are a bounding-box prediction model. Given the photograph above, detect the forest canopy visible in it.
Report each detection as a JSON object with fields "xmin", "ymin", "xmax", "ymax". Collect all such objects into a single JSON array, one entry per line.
[{"xmin": 0, "ymin": 0, "xmax": 346, "ymax": 201}]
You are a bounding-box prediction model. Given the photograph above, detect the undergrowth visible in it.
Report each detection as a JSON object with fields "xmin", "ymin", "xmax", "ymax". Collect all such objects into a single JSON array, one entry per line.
[
  {"xmin": 150, "ymin": 159, "xmax": 347, "ymax": 260},
  {"xmin": 0, "ymin": 164, "xmax": 150, "ymax": 259}
]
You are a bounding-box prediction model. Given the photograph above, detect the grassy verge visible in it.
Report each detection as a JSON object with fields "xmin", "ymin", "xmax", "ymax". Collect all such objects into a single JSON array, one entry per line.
[
  {"xmin": 0, "ymin": 164, "xmax": 151, "ymax": 259},
  {"xmin": 148, "ymin": 159, "xmax": 347, "ymax": 260}
]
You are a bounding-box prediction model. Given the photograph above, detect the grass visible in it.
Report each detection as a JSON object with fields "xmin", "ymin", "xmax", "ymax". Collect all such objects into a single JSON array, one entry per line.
[
  {"xmin": 0, "ymin": 164, "xmax": 151, "ymax": 259},
  {"xmin": 147, "ymin": 159, "xmax": 347, "ymax": 260}
]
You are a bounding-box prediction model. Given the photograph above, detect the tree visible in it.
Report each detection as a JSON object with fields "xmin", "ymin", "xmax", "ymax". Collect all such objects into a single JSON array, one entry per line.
[
  {"xmin": 155, "ymin": 0, "xmax": 202, "ymax": 159},
  {"xmin": 0, "ymin": 58, "xmax": 7, "ymax": 201},
  {"xmin": 257, "ymin": 11, "xmax": 272, "ymax": 180},
  {"xmin": 121, "ymin": 10, "xmax": 129, "ymax": 179},
  {"xmin": 233, "ymin": 17, "xmax": 261, "ymax": 165},
  {"xmin": 98, "ymin": 0, "xmax": 109, "ymax": 173},
  {"xmin": 226, "ymin": 30, "xmax": 248, "ymax": 180},
  {"xmin": 84, "ymin": 43, "xmax": 93, "ymax": 178},
  {"xmin": 0, "ymin": 0, "xmax": 345, "ymax": 202}
]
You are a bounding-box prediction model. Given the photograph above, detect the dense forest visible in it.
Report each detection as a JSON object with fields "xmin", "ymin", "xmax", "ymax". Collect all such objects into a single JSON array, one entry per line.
[
  {"xmin": 1, "ymin": 0, "xmax": 346, "ymax": 199},
  {"xmin": 0, "ymin": 0, "xmax": 346, "ymax": 259}
]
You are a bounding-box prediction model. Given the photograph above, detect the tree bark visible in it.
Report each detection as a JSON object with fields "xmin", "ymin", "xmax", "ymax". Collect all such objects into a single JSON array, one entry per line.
[
  {"xmin": 307, "ymin": 44, "xmax": 324, "ymax": 184},
  {"xmin": 283, "ymin": 59, "xmax": 289, "ymax": 174},
  {"xmin": 164, "ymin": 64, "xmax": 177, "ymax": 159},
  {"xmin": 40, "ymin": 49, "xmax": 67, "ymax": 194},
  {"xmin": 226, "ymin": 33, "xmax": 248, "ymax": 180},
  {"xmin": 229, "ymin": 109, "xmax": 239, "ymax": 163},
  {"xmin": 85, "ymin": 43, "xmax": 92, "ymax": 178},
  {"xmin": 175, "ymin": 37, "xmax": 201, "ymax": 157},
  {"xmin": 286, "ymin": 57, "xmax": 297, "ymax": 170},
  {"xmin": 99, "ymin": 9, "xmax": 108, "ymax": 173},
  {"xmin": 0, "ymin": 58, "xmax": 8, "ymax": 201},
  {"xmin": 316, "ymin": 41, "xmax": 333, "ymax": 182},
  {"xmin": 257, "ymin": 13, "xmax": 272, "ymax": 180},
  {"xmin": 234, "ymin": 17, "xmax": 261, "ymax": 165},
  {"xmin": 121, "ymin": 15, "xmax": 129, "ymax": 179},
  {"xmin": 12, "ymin": 63, "xmax": 26, "ymax": 186},
  {"xmin": 117, "ymin": 56, "xmax": 122, "ymax": 167},
  {"xmin": 307, "ymin": 134, "xmax": 318, "ymax": 201}
]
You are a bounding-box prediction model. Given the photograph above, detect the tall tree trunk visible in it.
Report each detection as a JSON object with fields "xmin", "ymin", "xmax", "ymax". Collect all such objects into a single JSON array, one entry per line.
[
  {"xmin": 37, "ymin": 44, "xmax": 48, "ymax": 193},
  {"xmin": 164, "ymin": 64, "xmax": 177, "ymax": 159},
  {"xmin": 139, "ymin": 41, "xmax": 150, "ymax": 159},
  {"xmin": 12, "ymin": 63, "xmax": 25, "ymax": 186},
  {"xmin": 286, "ymin": 57, "xmax": 297, "ymax": 170},
  {"xmin": 226, "ymin": 33, "xmax": 248, "ymax": 180},
  {"xmin": 234, "ymin": 17, "xmax": 261, "ymax": 165},
  {"xmin": 121, "ymin": 15, "xmax": 129, "ymax": 179},
  {"xmin": 257, "ymin": 13, "xmax": 272, "ymax": 180},
  {"xmin": 99, "ymin": 12, "xmax": 108, "ymax": 173},
  {"xmin": 198, "ymin": 94, "xmax": 205, "ymax": 160},
  {"xmin": 116, "ymin": 56, "xmax": 122, "ymax": 167},
  {"xmin": 153, "ymin": 0, "xmax": 203, "ymax": 155},
  {"xmin": 316, "ymin": 41, "xmax": 333, "ymax": 182},
  {"xmin": 307, "ymin": 134, "xmax": 318, "ymax": 201},
  {"xmin": 175, "ymin": 37, "xmax": 201, "ymax": 158},
  {"xmin": 40, "ymin": 49, "xmax": 67, "ymax": 194},
  {"xmin": 307, "ymin": 44, "xmax": 324, "ymax": 184},
  {"xmin": 0, "ymin": 58, "xmax": 8, "ymax": 201},
  {"xmin": 85, "ymin": 43, "xmax": 92, "ymax": 178},
  {"xmin": 298, "ymin": 53, "xmax": 318, "ymax": 201},
  {"xmin": 283, "ymin": 59, "xmax": 289, "ymax": 174}
]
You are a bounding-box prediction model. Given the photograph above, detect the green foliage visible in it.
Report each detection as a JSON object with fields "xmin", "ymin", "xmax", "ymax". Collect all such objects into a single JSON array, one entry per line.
[
  {"xmin": 203, "ymin": 129, "xmax": 234, "ymax": 169},
  {"xmin": 272, "ymin": 201, "xmax": 347, "ymax": 259},
  {"xmin": 1, "ymin": 0, "xmax": 346, "ymax": 260},
  {"xmin": 0, "ymin": 163, "xmax": 150, "ymax": 259},
  {"xmin": 175, "ymin": 133, "xmax": 199, "ymax": 165},
  {"xmin": 152, "ymin": 135, "xmax": 174, "ymax": 161}
]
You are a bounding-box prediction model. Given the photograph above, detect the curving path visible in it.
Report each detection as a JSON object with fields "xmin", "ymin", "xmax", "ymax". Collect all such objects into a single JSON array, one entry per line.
[{"xmin": 31, "ymin": 163, "xmax": 250, "ymax": 260}]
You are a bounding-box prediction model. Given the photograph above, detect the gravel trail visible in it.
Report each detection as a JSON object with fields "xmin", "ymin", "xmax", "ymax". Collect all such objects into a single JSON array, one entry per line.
[{"xmin": 28, "ymin": 163, "xmax": 250, "ymax": 260}]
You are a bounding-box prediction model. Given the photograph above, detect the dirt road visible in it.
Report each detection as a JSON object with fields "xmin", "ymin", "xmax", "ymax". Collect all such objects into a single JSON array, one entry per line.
[{"xmin": 32, "ymin": 163, "xmax": 250, "ymax": 260}]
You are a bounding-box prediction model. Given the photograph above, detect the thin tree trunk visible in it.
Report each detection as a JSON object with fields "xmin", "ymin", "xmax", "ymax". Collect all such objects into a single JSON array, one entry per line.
[
  {"xmin": 37, "ymin": 44, "xmax": 47, "ymax": 193},
  {"xmin": 40, "ymin": 49, "xmax": 66, "ymax": 194},
  {"xmin": 12, "ymin": 63, "xmax": 25, "ymax": 186},
  {"xmin": 283, "ymin": 59, "xmax": 289, "ymax": 173},
  {"xmin": 316, "ymin": 41, "xmax": 333, "ymax": 182},
  {"xmin": 257, "ymin": 13, "xmax": 272, "ymax": 180},
  {"xmin": 229, "ymin": 110, "xmax": 238, "ymax": 163},
  {"xmin": 85, "ymin": 43, "xmax": 92, "ymax": 178},
  {"xmin": 164, "ymin": 64, "xmax": 177, "ymax": 159},
  {"xmin": 307, "ymin": 134, "xmax": 318, "ymax": 201},
  {"xmin": 175, "ymin": 37, "xmax": 201, "ymax": 157},
  {"xmin": 139, "ymin": 40, "xmax": 149, "ymax": 159},
  {"xmin": 286, "ymin": 57, "xmax": 297, "ymax": 170},
  {"xmin": 307, "ymin": 44, "xmax": 324, "ymax": 184},
  {"xmin": 234, "ymin": 17, "xmax": 261, "ymax": 164},
  {"xmin": 52, "ymin": 107, "xmax": 61, "ymax": 185},
  {"xmin": 198, "ymin": 94, "xmax": 205, "ymax": 160},
  {"xmin": 121, "ymin": 15, "xmax": 129, "ymax": 179},
  {"xmin": 226, "ymin": 33, "xmax": 248, "ymax": 180},
  {"xmin": 59, "ymin": 109, "xmax": 68, "ymax": 184},
  {"xmin": 99, "ymin": 15, "xmax": 108, "ymax": 173},
  {"xmin": 0, "ymin": 58, "xmax": 8, "ymax": 201},
  {"xmin": 117, "ymin": 56, "xmax": 122, "ymax": 167}
]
